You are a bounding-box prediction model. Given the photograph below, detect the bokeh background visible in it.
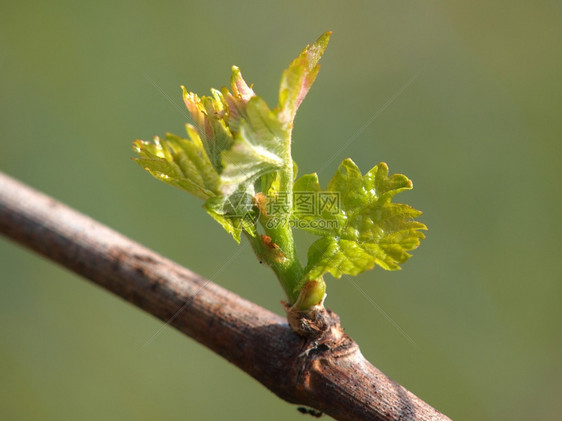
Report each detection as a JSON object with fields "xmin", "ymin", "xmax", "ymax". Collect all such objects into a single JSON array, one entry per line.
[{"xmin": 1, "ymin": 1, "xmax": 560, "ymax": 420}]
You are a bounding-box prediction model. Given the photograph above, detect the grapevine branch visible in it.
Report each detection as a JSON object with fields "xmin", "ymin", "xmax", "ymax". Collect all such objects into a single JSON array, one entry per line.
[{"xmin": 0, "ymin": 172, "xmax": 450, "ymax": 421}]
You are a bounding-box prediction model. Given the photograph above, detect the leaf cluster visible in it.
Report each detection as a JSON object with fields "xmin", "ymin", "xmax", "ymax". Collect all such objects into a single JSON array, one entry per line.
[
  {"xmin": 133, "ymin": 32, "xmax": 426, "ymax": 302},
  {"xmin": 134, "ymin": 33, "xmax": 331, "ymax": 243}
]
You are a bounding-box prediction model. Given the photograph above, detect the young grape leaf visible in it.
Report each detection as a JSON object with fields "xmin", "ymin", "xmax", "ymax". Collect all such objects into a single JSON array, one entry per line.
[
  {"xmin": 277, "ymin": 32, "xmax": 332, "ymax": 128},
  {"xmin": 219, "ymin": 95, "xmax": 286, "ymax": 195},
  {"xmin": 133, "ymin": 125, "xmax": 219, "ymax": 200},
  {"xmin": 294, "ymin": 159, "xmax": 427, "ymax": 279}
]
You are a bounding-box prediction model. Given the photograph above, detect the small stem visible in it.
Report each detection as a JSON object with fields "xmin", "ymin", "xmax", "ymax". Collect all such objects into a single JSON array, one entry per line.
[
  {"xmin": 244, "ymin": 221, "xmax": 303, "ymax": 304},
  {"xmin": 246, "ymin": 134, "xmax": 326, "ymax": 310},
  {"xmin": 263, "ymin": 218, "xmax": 303, "ymax": 303},
  {"xmin": 245, "ymin": 135, "xmax": 307, "ymax": 304}
]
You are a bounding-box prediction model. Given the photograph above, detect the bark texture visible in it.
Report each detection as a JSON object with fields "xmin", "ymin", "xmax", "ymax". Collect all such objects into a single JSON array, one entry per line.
[{"xmin": 0, "ymin": 172, "xmax": 451, "ymax": 421}]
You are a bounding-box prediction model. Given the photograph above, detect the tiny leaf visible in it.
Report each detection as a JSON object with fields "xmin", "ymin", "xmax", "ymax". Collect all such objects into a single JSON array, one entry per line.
[
  {"xmin": 298, "ymin": 159, "xmax": 427, "ymax": 279},
  {"xmin": 133, "ymin": 126, "xmax": 219, "ymax": 200},
  {"xmin": 220, "ymin": 96, "xmax": 285, "ymax": 195},
  {"xmin": 277, "ymin": 32, "xmax": 331, "ymax": 128}
]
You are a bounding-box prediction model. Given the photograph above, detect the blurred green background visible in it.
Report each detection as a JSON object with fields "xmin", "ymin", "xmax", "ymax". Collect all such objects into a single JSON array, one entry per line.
[{"xmin": 1, "ymin": 1, "xmax": 560, "ymax": 420}]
